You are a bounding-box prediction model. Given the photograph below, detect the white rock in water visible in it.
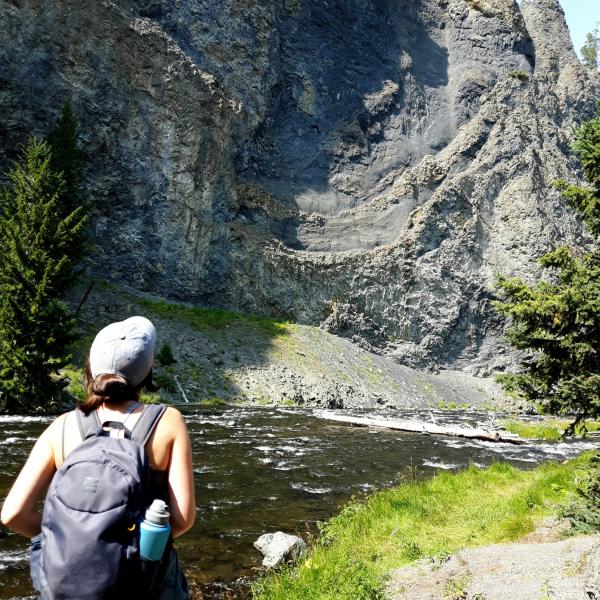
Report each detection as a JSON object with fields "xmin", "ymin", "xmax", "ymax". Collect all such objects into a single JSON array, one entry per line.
[{"xmin": 254, "ymin": 531, "xmax": 307, "ymax": 569}]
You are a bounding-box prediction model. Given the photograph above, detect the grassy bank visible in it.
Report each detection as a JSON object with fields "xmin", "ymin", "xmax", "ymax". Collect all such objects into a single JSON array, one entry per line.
[
  {"xmin": 136, "ymin": 297, "xmax": 291, "ymax": 337},
  {"xmin": 252, "ymin": 453, "xmax": 596, "ymax": 600},
  {"xmin": 503, "ymin": 418, "xmax": 600, "ymax": 441}
]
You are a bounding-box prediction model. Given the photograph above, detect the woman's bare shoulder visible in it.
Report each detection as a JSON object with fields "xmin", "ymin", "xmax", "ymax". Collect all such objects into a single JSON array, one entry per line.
[
  {"xmin": 38, "ymin": 411, "xmax": 76, "ymax": 465},
  {"xmin": 44, "ymin": 411, "xmax": 73, "ymax": 441},
  {"xmin": 160, "ymin": 406, "xmax": 187, "ymax": 431},
  {"xmin": 152, "ymin": 406, "xmax": 188, "ymax": 443}
]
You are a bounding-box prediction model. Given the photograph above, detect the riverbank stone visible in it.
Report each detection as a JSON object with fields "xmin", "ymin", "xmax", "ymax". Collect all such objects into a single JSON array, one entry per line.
[
  {"xmin": 386, "ymin": 532, "xmax": 600, "ymax": 599},
  {"xmin": 585, "ymin": 542, "xmax": 600, "ymax": 599},
  {"xmin": 254, "ymin": 532, "xmax": 307, "ymax": 569}
]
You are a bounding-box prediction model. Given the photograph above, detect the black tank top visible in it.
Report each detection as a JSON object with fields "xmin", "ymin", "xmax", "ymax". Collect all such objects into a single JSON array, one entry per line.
[{"xmin": 149, "ymin": 468, "xmax": 169, "ymax": 503}]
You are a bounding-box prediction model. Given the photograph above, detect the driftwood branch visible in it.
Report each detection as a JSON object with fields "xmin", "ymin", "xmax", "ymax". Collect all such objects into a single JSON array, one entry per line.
[
  {"xmin": 174, "ymin": 375, "xmax": 190, "ymax": 403},
  {"xmin": 315, "ymin": 411, "xmax": 524, "ymax": 445},
  {"xmin": 75, "ymin": 281, "xmax": 95, "ymax": 315}
]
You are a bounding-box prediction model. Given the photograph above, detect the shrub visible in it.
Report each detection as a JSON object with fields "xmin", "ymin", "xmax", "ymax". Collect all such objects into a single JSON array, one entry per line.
[
  {"xmin": 562, "ymin": 452, "xmax": 600, "ymax": 533},
  {"xmin": 157, "ymin": 342, "xmax": 175, "ymax": 366},
  {"xmin": 508, "ymin": 70, "xmax": 530, "ymax": 82}
]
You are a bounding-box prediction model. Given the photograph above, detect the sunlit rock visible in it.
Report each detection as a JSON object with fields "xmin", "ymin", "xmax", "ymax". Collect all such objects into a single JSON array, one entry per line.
[{"xmin": 254, "ymin": 531, "xmax": 307, "ymax": 569}]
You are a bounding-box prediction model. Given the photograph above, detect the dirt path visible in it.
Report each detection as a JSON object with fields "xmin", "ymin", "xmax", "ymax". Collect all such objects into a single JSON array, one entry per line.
[{"xmin": 386, "ymin": 522, "xmax": 600, "ymax": 600}]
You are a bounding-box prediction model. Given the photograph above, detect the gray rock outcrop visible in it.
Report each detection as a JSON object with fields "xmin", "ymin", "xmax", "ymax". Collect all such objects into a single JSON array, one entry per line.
[
  {"xmin": 585, "ymin": 542, "xmax": 600, "ymax": 599},
  {"xmin": 387, "ymin": 533, "xmax": 600, "ymax": 600},
  {"xmin": 1, "ymin": 0, "xmax": 598, "ymax": 373},
  {"xmin": 254, "ymin": 531, "xmax": 307, "ymax": 569}
]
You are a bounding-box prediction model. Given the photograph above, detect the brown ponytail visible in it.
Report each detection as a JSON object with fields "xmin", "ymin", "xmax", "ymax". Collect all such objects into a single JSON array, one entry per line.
[{"xmin": 78, "ymin": 361, "xmax": 158, "ymax": 414}]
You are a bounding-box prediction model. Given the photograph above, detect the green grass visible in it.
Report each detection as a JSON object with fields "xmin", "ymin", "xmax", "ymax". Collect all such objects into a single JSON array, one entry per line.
[
  {"xmin": 140, "ymin": 390, "xmax": 161, "ymax": 404},
  {"xmin": 503, "ymin": 418, "xmax": 600, "ymax": 441},
  {"xmin": 252, "ymin": 453, "xmax": 595, "ymax": 600},
  {"xmin": 252, "ymin": 397, "xmax": 275, "ymax": 406},
  {"xmin": 198, "ymin": 397, "xmax": 228, "ymax": 407},
  {"xmin": 435, "ymin": 400, "xmax": 471, "ymax": 410},
  {"xmin": 136, "ymin": 298, "xmax": 290, "ymax": 337}
]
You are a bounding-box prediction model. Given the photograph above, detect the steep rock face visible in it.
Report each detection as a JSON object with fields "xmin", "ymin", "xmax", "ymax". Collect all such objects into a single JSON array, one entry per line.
[{"xmin": 0, "ymin": 0, "xmax": 598, "ymax": 373}]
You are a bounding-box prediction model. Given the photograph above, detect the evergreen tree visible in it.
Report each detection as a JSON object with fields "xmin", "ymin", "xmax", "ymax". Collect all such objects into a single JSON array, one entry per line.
[
  {"xmin": 581, "ymin": 29, "xmax": 600, "ymax": 71},
  {"xmin": 495, "ymin": 108, "xmax": 600, "ymax": 432},
  {"xmin": 0, "ymin": 139, "xmax": 87, "ymax": 413},
  {"xmin": 46, "ymin": 102, "xmax": 87, "ymax": 266}
]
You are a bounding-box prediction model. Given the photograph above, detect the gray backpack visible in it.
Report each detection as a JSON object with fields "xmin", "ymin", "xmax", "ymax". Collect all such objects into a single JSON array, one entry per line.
[{"xmin": 30, "ymin": 404, "xmax": 167, "ymax": 600}]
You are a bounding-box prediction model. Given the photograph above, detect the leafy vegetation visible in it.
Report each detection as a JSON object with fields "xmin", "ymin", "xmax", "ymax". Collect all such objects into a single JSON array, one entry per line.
[
  {"xmin": 0, "ymin": 120, "xmax": 87, "ymax": 413},
  {"xmin": 443, "ymin": 574, "xmax": 471, "ymax": 600},
  {"xmin": 63, "ymin": 364, "xmax": 86, "ymax": 402},
  {"xmin": 154, "ymin": 368, "xmax": 176, "ymax": 393},
  {"xmin": 508, "ymin": 70, "xmax": 530, "ymax": 82},
  {"xmin": 435, "ymin": 400, "xmax": 471, "ymax": 410},
  {"xmin": 495, "ymin": 107, "xmax": 600, "ymax": 431},
  {"xmin": 503, "ymin": 418, "xmax": 600, "ymax": 441},
  {"xmin": 140, "ymin": 390, "xmax": 161, "ymax": 404},
  {"xmin": 46, "ymin": 103, "xmax": 87, "ymax": 234},
  {"xmin": 198, "ymin": 397, "xmax": 228, "ymax": 407},
  {"xmin": 581, "ymin": 28, "xmax": 599, "ymax": 71},
  {"xmin": 562, "ymin": 453, "xmax": 600, "ymax": 534},
  {"xmin": 252, "ymin": 455, "xmax": 593, "ymax": 600},
  {"xmin": 157, "ymin": 342, "xmax": 175, "ymax": 366}
]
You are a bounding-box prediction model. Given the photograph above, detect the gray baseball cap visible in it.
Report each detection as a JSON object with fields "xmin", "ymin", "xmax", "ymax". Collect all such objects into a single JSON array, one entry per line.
[{"xmin": 89, "ymin": 316, "xmax": 156, "ymax": 387}]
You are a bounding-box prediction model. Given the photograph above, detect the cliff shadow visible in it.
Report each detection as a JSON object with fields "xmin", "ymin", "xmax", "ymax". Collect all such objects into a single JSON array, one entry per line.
[{"xmin": 234, "ymin": 0, "xmax": 450, "ymax": 250}]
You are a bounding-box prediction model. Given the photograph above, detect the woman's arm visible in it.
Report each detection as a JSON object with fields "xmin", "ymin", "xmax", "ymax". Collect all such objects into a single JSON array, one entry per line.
[
  {"xmin": 0, "ymin": 419, "xmax": 59, "ymax": 538},
  {"xmin": 166, "ymin": 409, "xmax": 196, "ymax": 538}
]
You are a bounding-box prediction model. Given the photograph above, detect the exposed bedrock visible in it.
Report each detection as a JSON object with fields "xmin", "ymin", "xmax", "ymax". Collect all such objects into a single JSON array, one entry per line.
[{"xmin": 0, "ymin": 0, "xmax": 598, "ymax": 373}]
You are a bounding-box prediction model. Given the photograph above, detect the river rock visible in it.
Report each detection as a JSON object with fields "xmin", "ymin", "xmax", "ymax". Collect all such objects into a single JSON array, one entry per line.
[
  {"xmin": 585, "ymin": 542, "xmax": 600, "ymax": 599},
  {"xmin": 254, "ymin": 531, "xmax": 307, "ymax": 569}
]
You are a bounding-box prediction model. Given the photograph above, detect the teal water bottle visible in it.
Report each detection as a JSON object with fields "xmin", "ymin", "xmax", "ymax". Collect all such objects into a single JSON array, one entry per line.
[{"xmin": 140, "ymin": 499, "xmax": 172, "ymax": 561}]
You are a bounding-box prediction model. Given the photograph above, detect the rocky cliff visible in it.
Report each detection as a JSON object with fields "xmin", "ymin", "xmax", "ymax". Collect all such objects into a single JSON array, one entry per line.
[{"xmin": 1, "ymin": 0, "xmax": 598, "ymax": 373}]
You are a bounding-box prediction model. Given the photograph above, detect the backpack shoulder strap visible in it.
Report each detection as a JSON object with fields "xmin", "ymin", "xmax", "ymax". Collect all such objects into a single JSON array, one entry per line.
[
  {"xmin": 130, "ymin": 404, "xmax": 168, "ymax": 446},
  {"xmin": 75, "ymin": 407, "xmax": 103, "ymax": 441}
]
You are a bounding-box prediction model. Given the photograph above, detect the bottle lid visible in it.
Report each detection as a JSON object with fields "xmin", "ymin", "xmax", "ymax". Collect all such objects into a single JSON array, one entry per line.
[{"xmin": 145, "ymin": 499, "xmax": 170, "ymax": 526}]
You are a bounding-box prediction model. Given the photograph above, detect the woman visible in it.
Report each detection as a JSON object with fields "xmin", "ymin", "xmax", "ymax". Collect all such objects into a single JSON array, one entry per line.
[{"xmin": 1, "ymin": 316, "xmax": 195, "ymax": 598}]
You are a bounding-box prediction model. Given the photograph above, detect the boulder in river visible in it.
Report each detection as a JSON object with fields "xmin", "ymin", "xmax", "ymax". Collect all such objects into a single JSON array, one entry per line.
[{"xmin": 254, "ymin": 531, "xmax": 307, "ymax": 569}]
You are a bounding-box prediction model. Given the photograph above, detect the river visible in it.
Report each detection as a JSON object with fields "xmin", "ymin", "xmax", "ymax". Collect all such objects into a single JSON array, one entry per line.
[{"xmin": 0, "ymin": 406, "xmax": 596, "ymax": 599}]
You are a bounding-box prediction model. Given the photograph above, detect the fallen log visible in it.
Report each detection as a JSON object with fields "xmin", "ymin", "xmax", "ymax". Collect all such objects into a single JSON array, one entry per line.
[
  {"xmin": 174, "ymin": 375, "xmax": 190, "ymax": 403},
  {"xmin": 314, "ymin": 411, "xmax": 524, "ymax": 444}
]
